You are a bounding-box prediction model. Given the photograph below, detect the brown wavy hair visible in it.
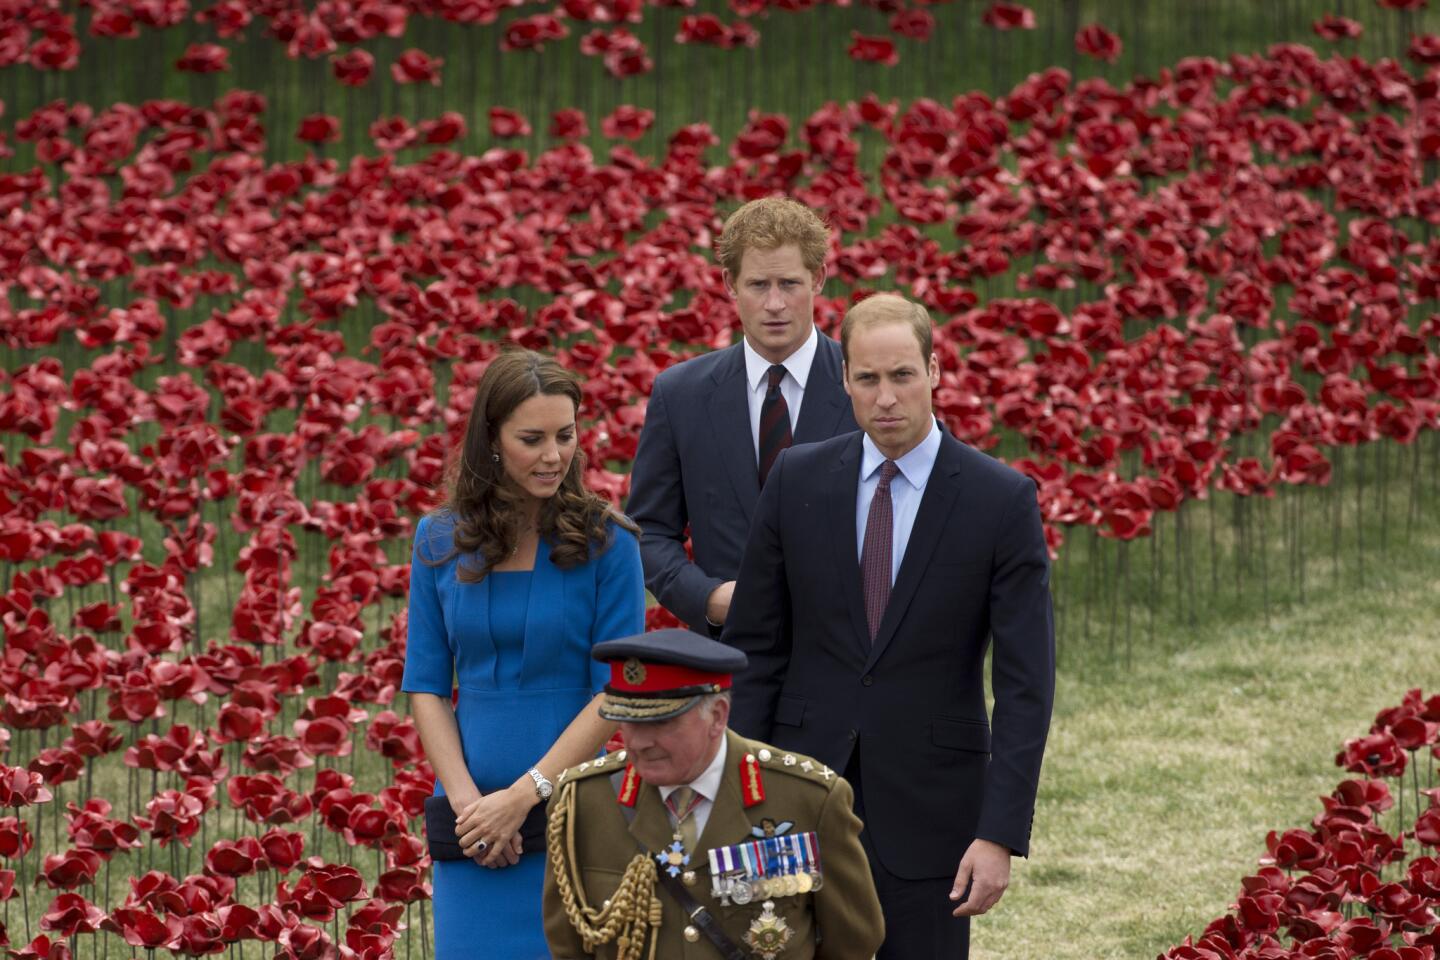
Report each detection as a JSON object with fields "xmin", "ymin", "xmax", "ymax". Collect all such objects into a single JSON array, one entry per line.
[
  {"xmin": 428, "ymin": 349, "xmax": 638, "ymax": 582},
  {"xmin": 714, "ymin": 197, "xmax": 831, "ymax": 277}
]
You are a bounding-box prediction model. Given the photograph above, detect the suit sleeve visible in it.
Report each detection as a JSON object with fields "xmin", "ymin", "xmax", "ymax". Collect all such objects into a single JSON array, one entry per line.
[
  {"xmin": 589, "ymin": 524, "xmax": 647, "ymax": 694},
  {"xmin": 975, "ymin": 476, "xmax": 1056, "ymax": 858},
  {"xmin": 719, "ymin": 449, "xmax": 792, "ymax": 742},
  {"xmin": 814, "ymin": 776, "xmax": 884, "ymax": 959},
  {"xmin": 626, "ymin": 376, "xmax": 725, "ymax": 630},
  {"xmin": 400, "ymin": 515, "xmax": 454, "ymax": 697}
]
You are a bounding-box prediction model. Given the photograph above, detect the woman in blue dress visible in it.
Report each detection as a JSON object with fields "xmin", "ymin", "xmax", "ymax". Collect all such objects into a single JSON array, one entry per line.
[{"xmin": 402, "ymin": 349, "xmax": 645, "ymax": 959}]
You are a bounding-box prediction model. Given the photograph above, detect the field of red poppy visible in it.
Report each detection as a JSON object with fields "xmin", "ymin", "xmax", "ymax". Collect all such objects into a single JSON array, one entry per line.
[{"xmin": 1, "ymin": 0, "xmax": 1439, "ymax": 957}]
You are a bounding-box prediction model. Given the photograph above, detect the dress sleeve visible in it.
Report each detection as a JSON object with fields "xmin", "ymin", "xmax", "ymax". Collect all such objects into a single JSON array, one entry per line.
[
  {"xmin": 401, "ymin": 515, "xmax": 456, "ymax": 697},
  {"xmin": 589, "ymin": 522, "xmax": 646, "ymax": 694}
]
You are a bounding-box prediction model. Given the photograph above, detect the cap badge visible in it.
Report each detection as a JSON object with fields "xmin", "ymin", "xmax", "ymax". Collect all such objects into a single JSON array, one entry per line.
[{"xmin": 623, "ymin": 658, "xmax": 647, "ymax": 686}]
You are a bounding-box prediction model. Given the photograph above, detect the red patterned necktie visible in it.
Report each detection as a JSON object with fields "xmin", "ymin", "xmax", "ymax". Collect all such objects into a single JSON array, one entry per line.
[
  {"xmin": 860, "ymin": 460, "xmax": 899, "ymax": 643},
  {"xmin": 757, "ymin": 364, "xmax": 792, "ymax": 487}
]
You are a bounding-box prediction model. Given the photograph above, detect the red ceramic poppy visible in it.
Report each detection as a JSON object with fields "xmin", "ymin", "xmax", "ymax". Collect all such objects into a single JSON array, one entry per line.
[
  {"xmin": 36, "ymin": 849, "xmax": 102, "ymax": 890},
  {"xmin": 134, "ymin": 789, "xmax": 206, "ymax": 847},
  {"xmin": 488, "ymin": 107, "xmax": 532, "ymax": 140},
  {"xmin": 1313, "ymin": 15, "xmax": 1363, "ymax": 41},
  {"xmin": 600, "ymin": 105, "xmax": 655, "ymax": 140},
  {"xmin": 64, "ymin": 799, "xmax": 141, "ymax": 857},
  {"xmin": 500, "ymin": 14, "xmax": 569, "ymax": 52},
  {"xmin": 420, "ymin": 112, "xmax": 467, "ymax": 145},
  {"xmin": 981, "ymin": 2, "xmax": 1035, "ymax": 29},
  {"xmin": 389, "ymin": 48, "xmax": 442, "ymax": 86},
  {"xmin": 0, "ymin": 817, "xmax": 34, "ymax": 859},
  {"xmin": 175, "ymin": 42, "xmax": 229, "ymax": 73},
  {"xmin": 258, "ymin": 828, "xmax": 306, "ymax": 873},
  {"xmin": 104, "ymin": 907, "xmax": 182, "ymax": 951},
  {"xmin": 847, "ymin": 33, "xmax": 898, "ymax": 66},
  {"xmin": 5, "ymin": 935, "xmax": 73, "ymax": 960},
  {"xmin": 0, "ymin": 765, "xmax": 52, "ymax": 806},
  {"xmin": 1075, "ymin": 23, "xmax": 1122, "ymax": 63},
  {"xmin": 296, "ymin": 114, "xmax": 340, "ymax": 146},
  {"xmin": 330, "ymin": 48, "xmax": 374, "ymax": 86}
]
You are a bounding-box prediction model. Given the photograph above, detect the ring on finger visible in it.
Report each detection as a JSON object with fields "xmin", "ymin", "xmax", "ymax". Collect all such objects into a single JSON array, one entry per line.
[{"xmin": 476, "ymin": 840, "xmax": 488, "ymax": 853}]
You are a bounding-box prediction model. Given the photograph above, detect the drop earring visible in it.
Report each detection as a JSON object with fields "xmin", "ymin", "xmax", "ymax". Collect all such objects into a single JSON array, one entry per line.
[{"xmin": 492, "ymin": 453, "xmax": 500, "ymax": 463}]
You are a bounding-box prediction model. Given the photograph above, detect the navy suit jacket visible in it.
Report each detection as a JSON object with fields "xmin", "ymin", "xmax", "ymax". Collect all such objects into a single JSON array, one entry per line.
[
  {"xmin": 722, "ymin": 430, "xmax": 1055, "ymax": 879},
  {"xmin": 626, "ymin": 334, "xmax": 857, "ymax": 633}
]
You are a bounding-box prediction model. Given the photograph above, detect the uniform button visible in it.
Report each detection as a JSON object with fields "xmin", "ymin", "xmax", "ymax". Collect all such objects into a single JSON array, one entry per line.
[
  {"xmin": 861, "ymin": 675, "xmax": 873, "ymax": 686},
  {"xmin": 683, "ymin": 925, "xmax": 700, "ymax": 943}
]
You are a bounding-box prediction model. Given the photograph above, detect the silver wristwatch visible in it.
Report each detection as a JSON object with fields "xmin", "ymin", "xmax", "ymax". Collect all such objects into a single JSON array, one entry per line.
[{"xmin": 527, "ymin": 767, "xmax": 553, "ymax": 800}]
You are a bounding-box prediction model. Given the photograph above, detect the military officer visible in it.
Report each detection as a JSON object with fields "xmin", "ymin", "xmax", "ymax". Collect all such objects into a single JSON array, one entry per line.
[{"xmin": 542, "ymin": 629, "xmax": 884, "ymax": 960}]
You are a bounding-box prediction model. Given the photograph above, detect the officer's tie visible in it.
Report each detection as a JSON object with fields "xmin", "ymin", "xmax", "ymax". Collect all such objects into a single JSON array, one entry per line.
[
  {"xmin": 757, "ymin": 364, "xmax": 792, "ymax": 487},
  {"xmin": 665, "ymin": 785, "xmax": 701, "ymax": 851},
  {"xmin": 861, "ymin": 460, "xmax": 899, "ymax": 643}
]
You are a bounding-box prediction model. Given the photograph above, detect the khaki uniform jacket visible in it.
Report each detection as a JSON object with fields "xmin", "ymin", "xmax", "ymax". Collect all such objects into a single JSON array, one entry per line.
[{"xmin": 543, "ymin": 730, "xmax": 884, "ymax": 960}]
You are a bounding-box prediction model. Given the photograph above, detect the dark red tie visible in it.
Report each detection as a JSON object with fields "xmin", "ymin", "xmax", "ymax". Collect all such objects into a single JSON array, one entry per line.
[
  {"xmin": 757, "ymin": 364, "xmax": 792, "ymax": 487},
  {"xmin": 861, "ymin": 460, "xmax": 899, "ymax": 643}
]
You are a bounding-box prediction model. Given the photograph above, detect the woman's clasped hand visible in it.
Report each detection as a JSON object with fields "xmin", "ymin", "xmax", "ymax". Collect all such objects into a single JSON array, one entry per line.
[{"xmin": 452, "ymin": 787, "xmax": 532, "ymax": 867}]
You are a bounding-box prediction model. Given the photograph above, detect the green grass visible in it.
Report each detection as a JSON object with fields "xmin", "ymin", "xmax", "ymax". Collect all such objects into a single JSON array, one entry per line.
[{"xmin": 973, "ymin": 492, "xmax": 1440, "ymax": 960}]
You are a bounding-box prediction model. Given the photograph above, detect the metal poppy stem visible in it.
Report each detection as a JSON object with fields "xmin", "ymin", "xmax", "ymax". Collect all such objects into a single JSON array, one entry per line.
[
  {"xmin": 1256, "ymin": 495, "xmax": 1269, "ymax": 628},
  {"xmin": 1331, "ymin": 446, "xmax": 1343, "ymax": 589},
  {"xmin": 1105, "ymin": 538, "xmax": 1117, "ymax": 660},
  {"xmin": 1409, "ymin": 440, "xmax": 1422, "ymax": 535},
  {"xmin": 1354, "ymin": 441, "xmax": 1365, "ymax": 587},
  {"xmin": 18, "ymin": 812, "xmax": 31, "ymax": 942},
  {"xmin": 1378, "ymin": 440, "xmax": 1389, "ymax": 558},
  {"xmin": 1083, "ymin": 530, "xmax": 1094, "ymax": 642},
  {"xmin": 1207, "ymin": 495, "xmax": 1218, "ymax": 601}
]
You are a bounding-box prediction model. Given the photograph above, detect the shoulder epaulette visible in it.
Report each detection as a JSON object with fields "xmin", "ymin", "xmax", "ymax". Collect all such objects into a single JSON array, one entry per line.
[
  {"xmin": 740, "ymin": 741, "xmax": 839, "ymax": 790},
  {"xmin": 556, "ymin": 749, "xmax": 629, "ymax": 786}
]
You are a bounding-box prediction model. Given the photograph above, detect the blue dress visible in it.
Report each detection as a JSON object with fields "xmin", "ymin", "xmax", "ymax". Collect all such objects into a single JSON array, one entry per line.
[{"xmin": 401, "ymin": 512, "xmax": 645, "ymax": 960}]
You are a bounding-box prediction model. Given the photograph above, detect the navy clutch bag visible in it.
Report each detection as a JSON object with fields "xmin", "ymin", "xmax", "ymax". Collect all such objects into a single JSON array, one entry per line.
[{"xmin": 423, "ymin": 795, "xmax": 548, "ymax": 860}]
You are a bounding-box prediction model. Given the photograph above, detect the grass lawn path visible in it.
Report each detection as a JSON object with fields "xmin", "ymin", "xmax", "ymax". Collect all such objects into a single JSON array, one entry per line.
[{"xmin": 973, "ymin": 523, "xmax": 1439, "ymax": 959}]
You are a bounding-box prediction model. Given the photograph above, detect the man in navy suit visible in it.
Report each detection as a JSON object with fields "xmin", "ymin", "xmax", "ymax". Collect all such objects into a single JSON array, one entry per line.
[
  {"xmin": 627, "ymin": 197, "xmax": 858, "ymax": 635},
  {"xmin": 722, "ymin": 293, "xmax": 1055, "ymax": 958}
]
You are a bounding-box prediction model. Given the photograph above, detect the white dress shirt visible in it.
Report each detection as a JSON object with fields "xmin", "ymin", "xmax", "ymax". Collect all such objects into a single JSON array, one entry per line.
[
  {"xmin": 657, "ymin": 734, "xmax": 728, "ymax": 842},
  {"xmin": 855, "ymin": 419, "xmax": 942, "ymax": 585},
  {"xmin": 741, "ymin": 326, "xmax": 819, "ymax": 462}
]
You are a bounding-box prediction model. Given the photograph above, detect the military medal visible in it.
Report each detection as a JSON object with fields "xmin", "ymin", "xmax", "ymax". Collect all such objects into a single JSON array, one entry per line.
[
  {"xmin": 707, "ymin": 849, "xmax": 732, "ymax": 906},
  {"xmin": 795, "ymin": 871, "xmax": 813, "ymax": 894},
  {"xmin": 729, "ymin": 875, "xmax": 754, "ymax": 905},
  {"xmin": 743, "ymin": 901, "xmax": 793, "ymax": 960},
  {"xmin": 655, "ymin": 840, "xmax": 690, "ymax": 878}
]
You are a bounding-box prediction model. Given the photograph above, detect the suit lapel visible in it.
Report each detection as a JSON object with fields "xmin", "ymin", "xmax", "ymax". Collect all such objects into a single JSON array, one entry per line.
[
  {"xmin": 794, "ymin": 335, "xmax": 851, "ymax": 444},
  {"xmin": 826, "ymin": 434, "xmax": 872, "ymax": 659},
  {"xmin": 864, "ymin": 433, "xmax": 966, "ymax": 672},
  {"xmin": 695, "ymin": 731, "xmax": 757, "ymax": 851},
  {"xmin": 707, "ymin": 345, "xmax": 760, "ymax": 516}
]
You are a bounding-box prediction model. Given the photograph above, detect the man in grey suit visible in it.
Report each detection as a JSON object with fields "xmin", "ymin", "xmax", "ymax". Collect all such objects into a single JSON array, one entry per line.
[{"xmin": 626, "ymin": 197, "xmax": 859, "ymax": 635}]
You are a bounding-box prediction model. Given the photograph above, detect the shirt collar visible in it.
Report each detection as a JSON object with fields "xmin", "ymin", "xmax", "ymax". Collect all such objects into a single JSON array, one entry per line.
[
  {"xmin": 861, "ymin": 417, "xmax": 941, "ymax": 490},
  {"xmin": 660, "ymin": 732, "xmax": 728, "ymax": 804},
  {"xmin": 742, "ymin": 325, "xmax": 819, "ymax": 393}
]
